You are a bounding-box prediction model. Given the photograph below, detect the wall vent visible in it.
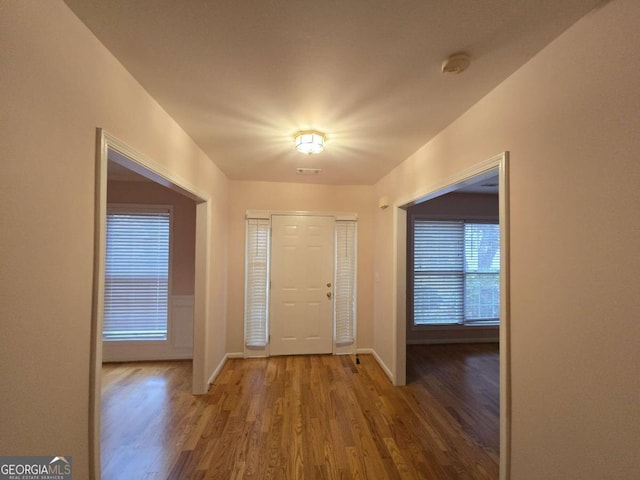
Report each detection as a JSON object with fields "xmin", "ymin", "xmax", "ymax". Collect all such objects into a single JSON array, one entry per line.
[{"xmin": 296, "ymin": 168, "xmax": 321, "ymax": 175}]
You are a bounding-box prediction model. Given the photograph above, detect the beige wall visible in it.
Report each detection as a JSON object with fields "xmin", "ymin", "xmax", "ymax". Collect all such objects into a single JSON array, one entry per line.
[
  {"xmin": 407, "ymin": 192, "xmax": 499, "ymax": 343},
  {"xmin": 0, "ymin": 2, "xmax": 228, "ymax": 478},
  {"xmin": 107, "ymin": 180, "xmax": 197, "ymax": 295},
  {"xmin": 227, "ymin": 181, "xmax": 375, "ymax": 353},
  {"xmin": 374, "ymin": 0, "xmax": 640, "ymax": 478}
]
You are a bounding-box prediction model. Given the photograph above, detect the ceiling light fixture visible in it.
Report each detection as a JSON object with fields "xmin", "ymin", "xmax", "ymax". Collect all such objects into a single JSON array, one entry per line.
[{"xmin": 294, "ymin": 130, "xmax": 326, "ymax": 154}]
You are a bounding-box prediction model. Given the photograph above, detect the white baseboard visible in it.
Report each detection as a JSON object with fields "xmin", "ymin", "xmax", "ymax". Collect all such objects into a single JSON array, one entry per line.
[
  {"xmin": 356, "ymin": 348, "xmax": 394, "ymax": 383},
  {"xmin": 207, "ymin": 354, "xmax": 228, "ymax": 386},
  {"xmin": 102, "ymin": 352, "xmax": 193, "ymax": 362},
  {"xmin": 356, "ymin": 347, "xmax": 374, "ymax": 354},
  {"xmin": 206, "ymin": 352, "xmax": 243, "ymax": 386},
  {"xmin": 210, "ymin": 349, "xmax": 397, "ymax": 386},
  {"xmin": 103, "ymin": 294, "xmax": 194, "ymax": 363}
]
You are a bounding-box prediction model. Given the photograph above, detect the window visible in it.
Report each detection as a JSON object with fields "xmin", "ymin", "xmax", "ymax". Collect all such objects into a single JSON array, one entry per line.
[
  {"xmin": 244, "ymin": 215, "xmax": 357, "ymax": 353},
  {"xmin": 334, "ymin": 220, "xmax": 357, "ymax": 347},
  {"xmin": 104, "ymin": 207, "xmax": 171, "ymax": 341},
  {"xmin": 412, "ymin": 219, "xmax": 499, "ymax": 326},
  {"xmin": 244, "ymin": 218, "xmax": 270, "ymax": 348}
]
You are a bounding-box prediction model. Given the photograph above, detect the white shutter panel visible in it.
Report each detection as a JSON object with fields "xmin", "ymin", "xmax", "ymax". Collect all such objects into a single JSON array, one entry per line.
[
  {"xmin": 244, "ymin": 218, "xmax": 270, "ymax": 348},
  {"xmin": 334, "ymin": 221, "xmax": 357, "ymax": 347},
  {"xmin": 413, "ymin": 220, "xmax": 464, "ymax": 325},
  {"xmin": 104, "ymin": 209, "xmax": 170, "ymax": 341}
]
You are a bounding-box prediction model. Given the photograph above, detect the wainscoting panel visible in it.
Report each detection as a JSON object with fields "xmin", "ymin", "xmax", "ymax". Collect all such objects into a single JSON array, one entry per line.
[{"xmin": 102, "ymin": 295, "xmax": 194, "ymax": 362}]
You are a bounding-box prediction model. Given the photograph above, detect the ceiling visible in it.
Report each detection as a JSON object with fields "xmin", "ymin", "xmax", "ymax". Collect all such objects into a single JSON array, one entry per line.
[{"xmin": 65, "ymin": 0, "xmax": 602, "ymax": 185}]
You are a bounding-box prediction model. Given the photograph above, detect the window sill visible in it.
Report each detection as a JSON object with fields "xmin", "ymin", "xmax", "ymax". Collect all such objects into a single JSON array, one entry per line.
[
  {"xmin": 408, "ymin": 322, "xmax": 499, "ymax": 345},
  {"xmin": 411, "ymin": 323, "xmax": 499, "ymax": 331}
]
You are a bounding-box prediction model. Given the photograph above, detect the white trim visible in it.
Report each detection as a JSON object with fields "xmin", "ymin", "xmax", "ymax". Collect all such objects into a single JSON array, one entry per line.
[
  {"xmin": 356, "ymin": 347, "xmax": 374, "ymax": 354},
  {"xmin": 106, "ymin": 133, "xmax": 209, "ymax": 203},
  {"xmin": 409, "ymin": 323, "xmax": 500, "ymax": 332},
  {"xmin": 392, "ymin": 206, "xmax": 407, "ymax": 386},
  {"xmin": 245, "ymin": 210, "xmax": 270, "ymax": 220},
  {"xmin": 357, "ymin": 348, "xmax": 394, "ymax": 382},
  {"xmin": 246, "ymin": 209, "xmax": 358, "ymax": 221},
  {"xmin": 193, "ymin": 201, "xmax": 210, "ymax": 395},
  {"xmin": 406, "ymin": 338, "xmax": 499, "ymax": 345},
  {"xmin": 102, "ymin": 293, "xmax": 194, "ymax": 362},
  {"xmin": 244, "ymin": 349, "xmax": 270, "ymax": 358},
  {"xmin": 207, "ymin": 354, "xmax": 228, "ymax": 386},
  {"xmin": 206, "ymin": 352, "xmax": 243, "ymax": 386},
  {"xmin": 391, "ymin": 151, "xmax": 511, "ymax": 480},
  {"xmin": 89, "ymin": 129, "xmax": 108, "ymax": 480},
  {"xmin": 91, "ymin": 129, "xmax": 211, "ymax": 480},
  {"xmin": 395, "ymin": 153, "xmax": 505, "ymax": 209},
  {"xmin": 498, "ymin": 154, "xmax": 511, "ymax": 480},
  {"xmin": 102, "ymin": 352, "xmax": 193, "ymax": 362},
  {"xmin": 243, "ymin": 211, "xmax": 358, "ymax": 357}
]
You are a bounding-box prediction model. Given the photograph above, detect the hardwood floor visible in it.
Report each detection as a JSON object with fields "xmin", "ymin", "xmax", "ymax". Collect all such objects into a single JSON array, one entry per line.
[{"xmin": 101, "ymin": 344, "xmax": 499, "ymax": 479}]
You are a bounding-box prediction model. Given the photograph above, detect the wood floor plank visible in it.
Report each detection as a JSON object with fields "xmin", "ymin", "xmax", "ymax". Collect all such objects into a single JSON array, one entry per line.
[{"xmin": 102, "ymin": 344, "xmax": 499, "ymax": 479}]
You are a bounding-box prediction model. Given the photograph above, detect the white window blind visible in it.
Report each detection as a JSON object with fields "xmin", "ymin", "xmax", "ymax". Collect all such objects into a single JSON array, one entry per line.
[
  {"xmin": 414, "ymin": 221, "xmax": 464, "ymax": 325},
  {"xmin": 464, "ymin": 223, "xmax": 500, "ymax": 322},
  {"xmin": 413, "ymin": 220, "xmax": 499, "ymax": 326},
  {"xmin": 334, "ymin": 221, "xmax": 357, "ymax": 346},
  {"xmin": 245, "ymin": 218, "xmax": 270, "ymax": 348},
  {"xmin": 104, "ymin": 209, "xmax": 170, "ymax": 341}
]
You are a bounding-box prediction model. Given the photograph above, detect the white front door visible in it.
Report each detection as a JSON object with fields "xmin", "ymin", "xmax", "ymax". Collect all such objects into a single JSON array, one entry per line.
[{"xmin": 270, "ymin": 215, "xmax": 334, "ymax": 355}]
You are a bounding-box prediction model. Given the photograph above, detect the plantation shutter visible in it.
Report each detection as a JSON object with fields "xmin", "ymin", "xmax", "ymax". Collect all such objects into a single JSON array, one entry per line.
[
  {"xmin": 413, "ymin": 220, "xmax": 464, "ymax": 325},
  {"xmin": 245, "ymin": 218, "xmax": 270, "ymax": 348},
  {"xmin": 104, "ymin": 209, "xmax": 170, "ymax": 341},
  {"xmin": 334, "ymin": 220, "xmax": 357, "ymax": 347}
]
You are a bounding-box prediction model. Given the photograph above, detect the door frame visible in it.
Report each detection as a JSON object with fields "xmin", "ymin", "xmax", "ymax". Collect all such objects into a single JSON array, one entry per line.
[
  {"xmin": 244, "ymin": 210, "xmax": 357, "ymax": 358},
  {"xmin": 391, "ymin": 152, "xmax": 510, "ymax": 478},
  {"xmin": 91, "ymin": 129, "xmax": 211, "ymax": 479}
]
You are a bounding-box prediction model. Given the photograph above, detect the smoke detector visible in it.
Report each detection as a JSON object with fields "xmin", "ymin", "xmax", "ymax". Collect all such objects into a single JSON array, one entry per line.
[{"xmin": 441, "ymin": 53, "xmax": 471, "ymax": 75}]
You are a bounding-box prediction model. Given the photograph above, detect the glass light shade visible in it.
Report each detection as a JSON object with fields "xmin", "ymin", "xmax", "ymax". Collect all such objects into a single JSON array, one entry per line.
[{"xmin": 295, "ymin": 130, "xmax": 326, "ymax": 154}]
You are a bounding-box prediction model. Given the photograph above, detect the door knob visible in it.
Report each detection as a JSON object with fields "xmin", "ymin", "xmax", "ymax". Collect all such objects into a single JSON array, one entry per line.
[{"xmin": 326, "ymin": 292, "xmax": 332, "ymax": 299}]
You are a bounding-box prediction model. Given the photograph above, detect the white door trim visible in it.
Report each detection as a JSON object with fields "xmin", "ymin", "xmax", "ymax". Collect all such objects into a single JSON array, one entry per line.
[
  {"xmin": 244, "ymin": 210, "xmax": 358, "ymax": 358},
  {"xmin": 391, "ymin": 152, "xmax": 511, "ymax": 480},
  {"xmin": 247, "ymin": 210, "xmax": 357, "ymax": 221},
  {"xmin": 91, "ymin": 129, "xmax": 211, "ymax": 480}
]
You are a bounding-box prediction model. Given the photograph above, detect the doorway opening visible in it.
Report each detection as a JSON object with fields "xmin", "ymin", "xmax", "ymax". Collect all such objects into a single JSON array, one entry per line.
[
  {"xmin": 90, "ymin": 130, "xmax": 211, "ymax": 479},
  {"xmin": 391, "ymin": 152, "xmax": 510, "ymax": 478}
]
